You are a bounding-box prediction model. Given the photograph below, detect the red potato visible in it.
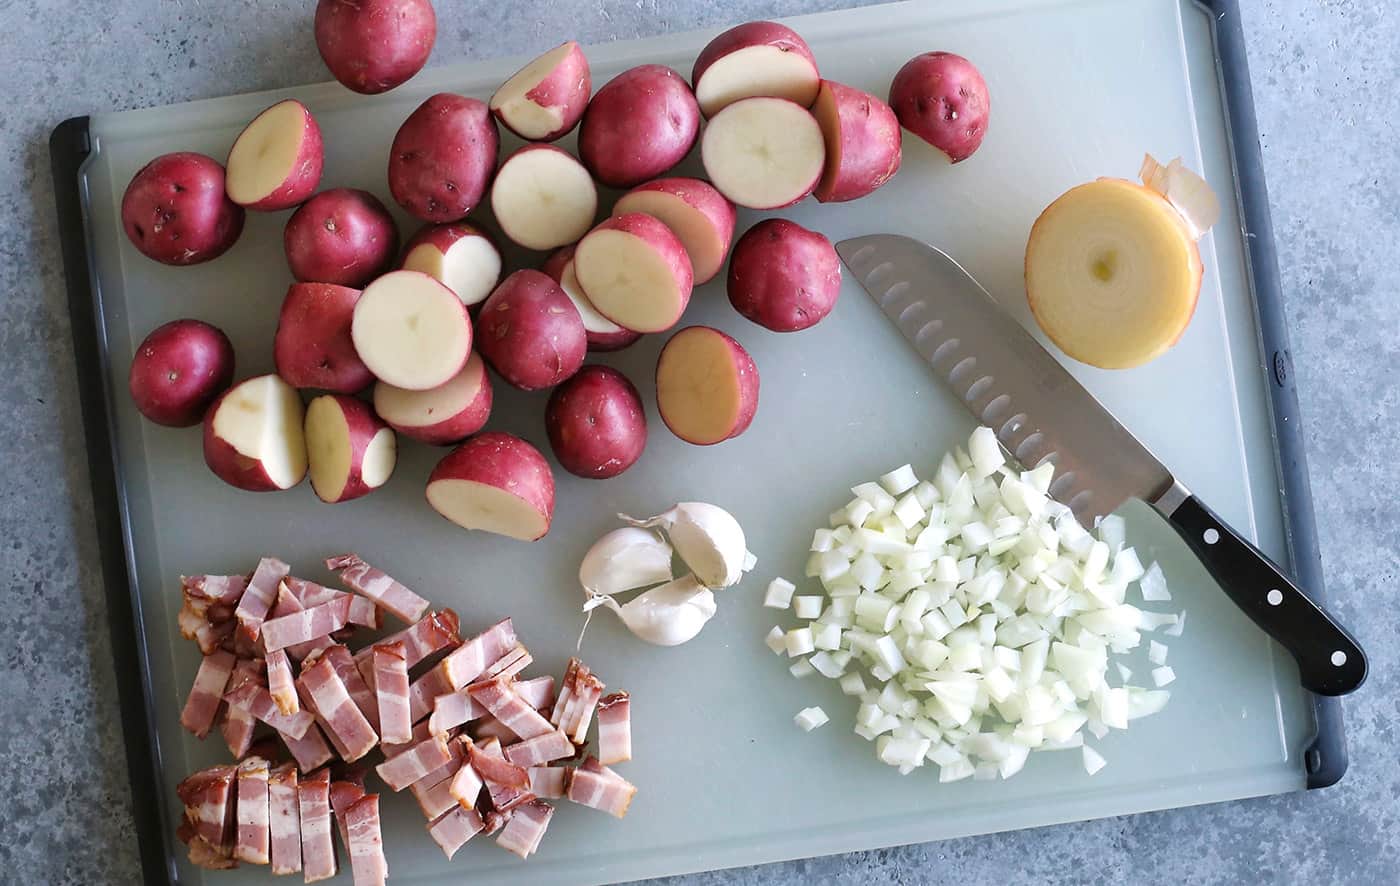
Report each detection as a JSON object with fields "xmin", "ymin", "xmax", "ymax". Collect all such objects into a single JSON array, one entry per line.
[
  {"xmin": 655, "ymin": 326, "xmax": 759, "ymax": 445},
  {"xmin": 388, "ymin": 93, "xmax": 499, "ymax": 223},
  {"xmin": 475, "ymin": 270, "xmax": 586, "ymax": 391},
  {"xmin": 700, "ymin": 97, "xmax": 825, "ymax": 209},
  {"xmin": 545, "ymin": 366, "xmax": 647, "ymax": 479},
  {"xmin": 121, "ymin": 153, "xmax": 245, "ymax": 265},
  {"xmin": 273, "ymin": 282, "xmax": 374, "ymax": 393},
  {"xmin": 577, "ymin": 65, "xmax": 700, "ymax": 188},
  {"xmin": 284, "ymin": 188, "xmax": 399, "ymax": 288},
  {"xmin": 812, "ymin": 80, "xmax": 902, "ymax": 203},
  {"xmin": 888, "ymin": 51, "xmax": 990, "ymax": 163},
  {"xmin": 489, "ymin": 40, "xmax": 591, "ymax": 141},
  {"xmin": 314, "ymin": 0, "xmax": 435, "ymax": 95},
  {"xmin": 203, "ymin": 374, "xmax": 308, "ymax": 492},
  {"xmin": 304, "ymin": 394, "xmax": 396, "ymax": 503},
  {"xmin": 727, "ymin": 219, "xmax": 841, "ymax": 332},
  {"xmin": 426, "ymin": 432, "xmax": 555, "ymax": 541},
  {"xmin": 128, "ymin": 319, "xmax": 235, "ymax": 427},
  {"xmin": 612, "ymin": 178, "xmax": 736, "ymax": 285},
  {"xmin": 489, "ymin": 145, "xmax": 597, "ymax": 251},
  {"xmin": 224, "ymin": 100, "xmax": 324, "ymax": 211},
  {"xmin": 372, "ymin": 352, "xmax": 492, "ymax": 445},
  {"xmin": 691, "ymin": 20, "xmax": 821, "ymax": 118},
  {"xmin": 399, "ymin": 222, "xmax": 501, "ymax": 308},
  {"xmin": 541, "ymin": 247, "xmax": 641, "ymax": 352},
  {"xmin": 573, "ymin": 214, "xmax": 693, "ymax": 334},
  {"xmin": 351, "ymin": 270, "xmax": 473, "ymax": 390}
]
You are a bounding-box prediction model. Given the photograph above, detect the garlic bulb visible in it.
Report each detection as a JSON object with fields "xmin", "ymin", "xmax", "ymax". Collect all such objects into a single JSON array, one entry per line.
[
  {"xmin": 620, "ymin": 502, "xmax": 747, "ymax": 589},
  {"xmin": 585, "ymin": 574, "xmax": 717, "ymax": 646},
  {"xmin": 578, "ymin": 527, "xmax": 674, "ymax": 596}
]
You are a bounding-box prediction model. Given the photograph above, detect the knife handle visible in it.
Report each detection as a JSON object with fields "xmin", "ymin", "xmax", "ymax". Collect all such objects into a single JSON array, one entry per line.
[{"xmin": 1164, "ymin": 494, "xmax": 1366, "ymax": 696}]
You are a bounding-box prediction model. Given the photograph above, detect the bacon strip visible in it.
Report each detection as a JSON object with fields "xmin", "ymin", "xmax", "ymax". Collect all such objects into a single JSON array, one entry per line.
[
  {"xmin": 504, "ymin": 729, "xmax": 575, "ymax": 768},
  {"xmin": 409, "ymin": 665, "xmax": 456, "ymax": 724},
  {"xmin": 180, "ymin": 574, "xmax": 247, "ymax": 654},
  {"xmin": 469, "ymin": 738, "xmax": 533, "ymax": 812},
  {"xmin": 472, "ymin": 716, "xmax": 519, "ymax": 744},
  {"xmin": 566, "ymin": 756, "xmax": 637, "ymax": 818},
  {"xmin": 345, "ymin": 794, "xmax": 388, "ymax": 886},
  {"xmin": 354, "ymin": 610, "xmax": 460, "ymax": 685},
  {"xmin": 528, "ymin": 766, "xmax": 568, "ymax": 800},
  {"xmin": 298, "ymin": 769, "xmax": 337, "ymax": 883},
  {"xmin": 329, "ymin": 777, "xmax": 367, "ymax": 846},
  {"xmin": 482, "ymin": 644, "xmax": 533, "ymax": 682},
  {"xmin": 261, "ymin": 596, "xmax": 352, "ymax": 654},
  {"xmin": 375, "ymin": 733, "xmax": 452, "ymax": 791},
  {"xmin": 561, "ymin": 667, "xmax": 604, "ymax": 744},
  {"xmin": 383, "ymin": 719, "xmax": 434, "ymax": 759},
  {"xmin": 325, "ymin": 553, "xmax": 430, "ymax": 624},
  {"xmin": 373, "ymin": 642, "xmax": 411, "ymax": 744},
  {"xmin": 269, "ymin": 583, "xmax": 333, "ymax": 661},
  {"xmin": 439, "ymin": 618, "xmax": 517, "ymax": 690},
  {"xmin": 469, "ymin": 677, "xmax": 554, "ymax": 739},
  {"xmin": 224, "ymin": 676, "xmax": 316, "ymax": 740},
  {"xmin": 427, "ymin": 805, "xmax": 483, "ymax": 859},
  {"xmin": 550, "ymin": 658, "xmax": 581, "ymax": 727},
  {"xmin": 428, "ymin": 689, "xmax": 483, "ymax": 737},
  {"xmin": 176, "ymin": 765, "xmax": 236, "ymax": 861},
  {"xmin": 515, "ymin": 675, "xmax": 556, "ymax": 714},
  {"xmin": 412, "ymin": 763, "xmax": 465, "ymax": 821},
  {"xmin": 299, "ymin": 655, "xmax": 378, "ymax": 762},
  {"xmin": 268, "ymin": 764, "xmax": 301, "ymax": 875},
  {"xmin": 321, "ymin": 644, "xmax": 380, "ymax": 732},
  {"xmin": 449, "ymin": 748, "xmax": 484, "ymax": 809},
  {"xmin": 597, "ymin": 691, "xmax": 632, "ymax": 765},
  {"xmin": 265, "ymin": 649, "xmax": 298, "ymax": 716},
  {"xmin": 495, "ymin": 799, "xmax": 554, "ymax": 859},
  {"xmin": 298, "ymin": 682, "xmax": 352, "ymax": 760},
  {"xmin": 234, "ymin": 557, "xmax": 291, "ymax": 644},
  {"xmin": 180, "ymin": 649, "xmax": 236, "ymax": 738},
  {"xmin": 220, "ymin": 703, "xmax": 257, "ymax": 759},
  {"xmin": 278, "ymin": 720, "xmax": 334, "ymax": 772},
  {"xmin": 234, "ymin": 757, "xmax": 271, "ymax": 865},
  {"xmin": 283, "ymin": 576, "xmax": 342, "ymax": 607}
]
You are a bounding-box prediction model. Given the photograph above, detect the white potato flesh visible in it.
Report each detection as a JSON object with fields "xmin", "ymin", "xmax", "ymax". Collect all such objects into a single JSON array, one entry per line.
[
  {"xmin": 701, "ymin": 98, "xmax": 825, "ymax": 209},
  {"xmin": 361, "ymin": 428, "xmax": 396, "ymax": 488},
  {"xmin": 695, "ymin": 45, "xmax": 820, "ymax": 117},
  {"xmin": 426, "ymin": 479, "xmax": 550, "ymax": 541},
  {"xmin": 401, "ymin": 236, "xmax": 501, "ymax": 307},
  {"xmin": 574, "ymin": 230, "xmax": 684, "ymax": 333},
  {"xmin": 351, "ymin": 272, "xmax": 471, "ymax": 391},
  {"xmin": 614, "ymin": 190, "xmax": 726, "ymax": 284},
  {"xmin": 211, "ymin": 375, "xmax": 307, "ymax": 489},
  {"xmin": 489, "ymin": 42, "xmax": 575, "ymax": 138},
  {"xmin": 373, "ymin": 353, "xmax": 486, "ymax": 429},
  {"xmin": 491, "ymin": 150, "xmax": 597, "ymax": 250},
  {"xmin": 556, "ymin": 257, "xmax": 626, "ymax": 335},
  {"xmin": 225, "ymin": 101, "xmax": 309, "ymax": 205}
]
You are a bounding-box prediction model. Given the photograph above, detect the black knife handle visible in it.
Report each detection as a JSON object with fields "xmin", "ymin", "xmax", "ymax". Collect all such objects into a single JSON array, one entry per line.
[{"xmin": 1164, "ymin": 494, "xmax": 1366, "ymax": 696}]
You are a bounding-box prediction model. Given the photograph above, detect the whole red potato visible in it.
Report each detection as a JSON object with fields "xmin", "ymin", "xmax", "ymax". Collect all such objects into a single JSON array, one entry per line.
[
  {"xmin": 283, "ymin": 188, "xmax": 399, "ymax": 287},
  {"xmin": 578, "ymin": 65, "xmax": 700, "ymax": 188},
  {"xmin": 273, "ymin": 282, "xmax": 374, "ymax": 393},
  {"xmin": 128, "ymin": 319, "xmax": 235, "ymax": 427},
  {"xmin": 545, "ymin": 366, "xmax": 647, "ymax": 479},
  {"xmin": 476, "ymin": 270, "xmax": 586, "ymax": 391},
  {"xmin": 727, "ymin": 219, "xmax": 841, "ymax": 332},
  {"xmin": 121, "ymin": 153, "xmax": 245, "ymax": 265},
  {"xmin": 888, "ymin": 51, "xmax": 990, "ymax": 163},
  {"xmin": 314, "ymin": 0, "xmax": 436, "ymax": 95},
  {"xmin": 388, "ymin": 93, "xmax": 499, "ymax": 222}
]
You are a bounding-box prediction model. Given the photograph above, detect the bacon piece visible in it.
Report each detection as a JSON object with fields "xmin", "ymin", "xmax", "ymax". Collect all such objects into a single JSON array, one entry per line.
[
  {"xmin": 354, "ymin": 610, "xmax": 460, "ymax": 685},
  {"xmin": 234, "ymin": 557, "xmax": 291, "ymax": 644},
  {"xmin": 428, "ymin": 690, "xmax": 483, "ymax": 737},
  {"xmin": 480, "ymin": 809, "xmax": 511, "ymax": 836},
  {"xmin": 528, "ymin": 766, "xmax": 568, "ymax": 800},
  {"xmin": 224, "ymin": 675, "xmax": 316, "ymax": 739},
  {"xmin": 439, "ymin": 618, "xmax": 517, "ymax": 689},
  {"xmin": 268, "ymin": 764, "xmax": 301, "ymax": 875},
  {"xmin": 567, "ymin": 756, "xmax": 637, "ymax": 818},
  {"xmin": 383, "ymin": 719, "xmax": 434, "ymax": 759},
  {"xmin": 220, "ymin": 704, "xmax": 257, "ymax": 759},
  {"xmin": 469, "ymin": 738, "xmax": 533, "ymax": 812},
  {"xmin": 482, "ymin": 644, "xmax": 533, "ymax": 682},
  {"xmin": 298, "ymin": 769, "xmax": 337, "ymax": 883},
  {"xmin": 375, "ymin": 733, "xmax": 452, "ymax": 791},
  {"xmin": 325, "ymin": 553, "xmax": 430, "ymax": 624},
  {"xmin": 372, "ymin": 642, "xmax": 411, "ymax": 745},
  {"xmin": 261, "ymin": 596, "xmax": 352, "ymax": 654},
  {"xmin": 495, "ymin": 799, "xmax": 554, "ymax": 859},
  {"xmin": 562, "ymin": 668, "xmax": 605, "ymax": 744},
  {"xmin": 515, "ymin": 675, "xmax": 556, "ymax": 713},
  {"xmin": 234, "ymin": 757, "xmax": 271, "ymax": 865},
  {"xmin": 472, "ymin": 716, "xmax": 519, "ymax": 744},
  {"xmin": 265, "ymin": 649, "xmax": 299, "ymax": 716},
  {"xmin": 180, "ymin": 574, "xmax": 248, "ymax": 654},
  {"xmin": 412, "ymin": 761, "xmax": 465, "ymax": 821},
  {"xmin": 504, "ymin": 729, "xmax": 574, "ymax": 768},
  {"xmin": 283, "ymin": 577, "xmax": 341, "ymax": 607},
  {"xmin": 298, "ymin": 655, "xmax": 378, "ymax": 762},
  {"xmin": 176, "ymin": 764, "xmax": 236, "ymax": 860},
  {"xmin": 597, "ymin": 691, "xmax": 632, "ymax": 765},
  {"xmin": 345, "ymin": 794, "xmax": 388, "ymax": 886},
  {"xmin": 549, "ymin": 659, "xmax": 581, "ymax": 727},
  {"xmin": 448, "ymin": 749, "xmax": 485, "ymax": 809},
  {"xmin": 427, "ymin": 805, "xmax": 483, "ymax": 859},
  {"xmin": 321, "ymin": 644, "xmax": 380, "ymax": 732},
  {"xmin": 269, "ymin": 583, "xmax": 334, "ymax": 662},
  {"xmin": 469, "ymin": 677, "xmax": 555, "ymax": 739},
  {"xmin": 329, "ymin": 777, "xmax": 367, "ymax": 847},
  {"xmin": 297, "ymin": 682, "xmax": 353, "ymax": 760},
  {"xmin": 180, "ymin": 649, "xmax": 236, "ymax": 738},
  {"xmin": 408, "ymin": 665, "xmax": 456, "ymax": 724},
  {"xmin": 277, "ymin": 720, "xmax": 334, "ymax": 773},
  {"xmin": 182, "ymin": 830, "xmax": 238, "ymax": 870}
]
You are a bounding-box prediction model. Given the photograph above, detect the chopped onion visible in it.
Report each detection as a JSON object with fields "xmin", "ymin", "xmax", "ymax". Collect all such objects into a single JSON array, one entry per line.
[
  {"xmin": 1151, "ymin": 666, "xmax": 1177, "ymax": 687},
  {"xmin": 1163, "ymin": 611, "xmax": 1187, "ymax": 637},
  {"xmin": 1139, "ymin": 561, "xmax": 1171, "ymax": 601},
  {"xmin": 764, "ymin": 626, "xmax": 786, "ymax": 655},
  {"xmin": 789, "ymin": 657, "xmax": 815, "ymax": 679},
  {"xmin": 879, "ymin": 464, "xmax": 919, "ymax": 496},
  {"xmin": 1082, "ymin": 744, "xmax": 1107, "ymax": 775},
  {"xmin": 792, "ymin": 595, "xmax": 823, "ymax": 620},
  {"xmin": 794, "ymin": 706, "xmax": 829, "ymax": 731},
  {"xmin": 763, "ymin": 577, "xmax": 796, "ymax": 609},
  {"xmin": 1148, "ymin": 640, "xmax": 1169, "ymax": 666}
]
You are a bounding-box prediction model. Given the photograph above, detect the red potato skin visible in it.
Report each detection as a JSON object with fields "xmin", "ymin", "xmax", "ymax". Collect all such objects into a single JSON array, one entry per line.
[
  {"xmin": 728, "ymin": 219, "xmax": 841, "ymax": 332},
  {"xmin": 314, "ymin": 0, "xmax": 436, "ymax": 95},
  {"xmin": 492, "ymin": 41, "xmax": 592, "ymax": 141},
  {"xmin": 284, "ymin": 189, "xmax": 399, "ymax": 288},
  {"xmin": 389, "ymin": 93, "xmax": 499, "ymax": 222},
  {"xmin": 273, "ymin": 283, "xmax": 374, "ymax": 393},
  {"xmin": 427, "ymin": 432, "xmax": 555, "ymax": 537},
  {"xmin": 540, "ymin": 246, "xmax": 642, "ymax": 353},
  {"xmin": 813, "ymin": 80, "xmax": 902, "ymax": 203},
  {"xmin": 128, "ymin": 319, "xmax": 235, "ymax": 427},
  {"xmin": 373, "ymin": 354, "xmax": 493, "ymax": 446},
  {"xmin": 614, "ymin": 177, "xmax": 737, "ymax": 284},
  {"xmin": 577, "ymin": 65, "xmax": 700, "ymax": 188},
  {"xmin": 308, "ymin": 395, "xmax": 392, "ymax": 503},
  {"xmin": 657, "ymin": 326, "xmax": 760, "ymax": 444},
  {"xmin": 476, "ymin": 270, "xmax": 587, "ymax": 391},
  {"xmin": 545, "ymin": 366, "xmax": 647, "ymax": 479},
  {"xmin": 201, "ymin": 376, "xmax": 301, "ymax": 492},
  {"xmin": 121, "ymin": 153, "xmax": 245, "ymax": 266},
  {"xmin": 691, "ymin": 20, "xmax": 820, "ymax": 111},
  {"xmin": 888, "ymin": 51, "xmax": 990, "ymax": 163},
  {"xmin": 577, "ymin": 212, "xmax": 693, "ymax": 331},
  {"xmin": 229, "ymin": 101, "xmax": 324, "ymax": 211}
]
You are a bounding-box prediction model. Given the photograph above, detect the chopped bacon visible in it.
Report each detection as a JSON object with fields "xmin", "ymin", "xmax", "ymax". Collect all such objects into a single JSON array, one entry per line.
[
  {"xmin": 409, "ymin": 665, "xmax": 456, "ymax": 724},
  {"xmin": 268, "ymin": 764, "xmax": 301, "ymax": 875},
  {"xmin": 329, "ymin": 777, "xmax": 367, "ymax": 846},
  {"xmin": 234, "ymin": 557, "xmax": 291, "ymax": 644},
  {"xmin": 298, "ymin": 682, "xmax": 353, "ymax": 760},
  {"xmin": 472, "ymin": 716, "xmax": 519, "ymax": 744},
  {"xmin": 496, "ymin": 799, "xmax": 554, "ymax": 859},
  {"xmin": 220, "ymin": 704, "xmax": 257, "ymax": 759},
  {"xmin": 354, "ymin": 610, "xmax": 460, "ymax": 685},
  {"xmin": 279, "ymin": 717, "xmax": 333, "ymax": 776},
  {"xmin": 261, "ymin": 595, "xmax": 352, "ymax": 654},
  {"xmin": 372, "ymin": 642, "xmax": 412, "ymax": 745},
  {"xmin": 412, "ymin": 741, "xmax": 468, "ymax": 821},
  {"xmin": 439, "ymin": 618, "xmax": 517, "ymax": 689},
  {"xmin": 320, "ymin": 644, "xmax": 380, "ymax": 732},
  {"xmin": 480, "ymin": 809, "xmax": 511, "ymax": 836},
  {"xmin": 469, "ymin": 738, "xmax": 534, "ymax": 812},
  {"xmin": 482, "ymin": 644, "xmax": 533, "ymax": 682},
  {"xmin": 448, "ymin": 750, "xmax": 484, "ymax": 809},
  {"xmin": 428, "ymin": 690, "xmax": 483, "ymax": 737},
  {"xmin": 180, "ymin": 649, "xmax": 236, "ymax": 738},
  {"xmin": 268, "ymin": 583, "xmax": 330, "ymax": 661},
  {"xmin": 224, "ymin": 675, "xmax": 316, "ymax": 740},
  {"xmin": 375, "ymin": 733, "xmax": 452, "ymax": 791},
  {"xmin": 383, "ymin": 719, "xmax": 434, "ymax": 759},
  {"xmin": 183, "ymin": 830, "xmax": 238, "ymax": 870},
  {"xmin": 597, "ymin": 691, "xmax": 632, "ymax": 765},
  {"xmin": 234, "ymin": 757, "xmax": 271, "ymax": 865},
  {"xmin": 325, "ymin": 553, "xmax": 430, "ymax": 624},
  {"xmin": 265, "ymin": 649, "xmax": 298, "ymax": 716},
  {"xmin": 560, "ymin": 667, "xmax": 604, "ymax": 745},
  {"xmin": 176, "ymin": 764, "xmax": 236, "ymax": 861},
  {"xmin": 298, "ymin": 655, "xmax": 379, "ymax": 762},
  {"xmin": 515, "ymin": 675, "xmax": 556, "ymax": 714},
  {"xmin": 549, "ymin": 658, "xmax": 581, "ymax": 727},
  {"xmin": 504, "ymin": 729, "xmax": 575, "ymax": 768},
  {"xmin": 427, "ymin": 805, "xmax": 483, "ymax": 859},
  {"xmin": 528, "ymin": 766, "xmax": 568, "ymax": 800},
  {"xmin": 283, "ymin": 576, "xmax": 342, "ymax": 607},
  {"xmin": 345, "ymin": 794, "xmax": 388, "ymax": 886},
  {"xmin": 469, "ymin": 677, "xmax": 555, "ymax": 740},
  {"xmin": 298, "ymin": 769, "xmax": 337, "ymax": 882},
  {"xmin": 566, "ymin": 756, "xmax": 637, "ymax": 818},
  {"xmin": 180, "ymin": 574, "xmax": 247, "ymax": 654}
]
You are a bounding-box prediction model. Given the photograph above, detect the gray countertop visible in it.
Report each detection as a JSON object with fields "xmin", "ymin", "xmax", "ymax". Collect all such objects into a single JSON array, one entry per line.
[{"xmin": 2, "ymin": 0, "xmax": 1395, "ymax": 882}]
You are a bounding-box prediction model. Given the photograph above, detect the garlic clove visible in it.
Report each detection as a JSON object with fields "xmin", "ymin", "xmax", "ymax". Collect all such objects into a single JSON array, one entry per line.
[
  {"xmin": 586, "ymin": 574, "xmax": 717, "ymax": 646},
  {"xmin": 620, "ymin": 502, "xmax": 747, "ymax": 590},
  {"xmin": 578, "ymin": 527, "xmax": 674, "ymax": 596}
]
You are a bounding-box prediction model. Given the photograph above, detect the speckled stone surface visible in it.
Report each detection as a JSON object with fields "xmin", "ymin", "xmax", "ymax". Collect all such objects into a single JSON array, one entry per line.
[{"xmin": 1, "ymin": 0, "xmax": 1395, "ymax": 882}]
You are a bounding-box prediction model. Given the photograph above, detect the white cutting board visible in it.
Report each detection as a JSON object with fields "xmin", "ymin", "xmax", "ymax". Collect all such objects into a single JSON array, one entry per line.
[{"xmin": 76, "ymin": 0, "xmax": 1314, "ymax": 882}]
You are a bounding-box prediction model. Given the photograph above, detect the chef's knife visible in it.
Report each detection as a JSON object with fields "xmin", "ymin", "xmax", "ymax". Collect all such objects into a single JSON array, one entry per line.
[{"xmin": 837, "ymin": 233, "xmax": 1365, "ymax": 696}]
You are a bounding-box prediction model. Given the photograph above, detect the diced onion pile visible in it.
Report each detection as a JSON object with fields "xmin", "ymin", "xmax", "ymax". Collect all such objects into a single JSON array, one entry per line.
[{"xmin": 764, "ymin": 427, "xmax": 1184, "ymax": 780}]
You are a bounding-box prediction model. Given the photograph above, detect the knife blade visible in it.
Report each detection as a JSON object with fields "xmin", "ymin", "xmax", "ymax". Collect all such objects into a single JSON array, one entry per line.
[{"xmin": 837, "ymin": 233, "xmax": 1366, "ymax": 696}]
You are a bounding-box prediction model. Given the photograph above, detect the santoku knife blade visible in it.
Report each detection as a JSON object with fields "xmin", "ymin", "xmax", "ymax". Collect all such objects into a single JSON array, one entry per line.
[{"xmin": 837, "ymin": 233, "xmax": 1365, "ymax": 696}]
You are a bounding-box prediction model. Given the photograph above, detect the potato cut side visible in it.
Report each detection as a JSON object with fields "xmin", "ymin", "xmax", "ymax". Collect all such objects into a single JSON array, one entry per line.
[
  {"xmin": 613, "ymin": 190, "xmax": 726, "ymax": 285},
  {"xmin": 351, "ymin": 271, "xmax": 472, "ymax": 391},
  {"xmin": 701, "ymin": 97, "xmax": 825, "ymax": 209},
  {"xmin": 211, "ymin": 375, "xmax": 307, "ymax": 489},
  {"xmin": 360, "ymin": 428, "xmax": 397, "ymax": 488},
  {"xmin": 556, "ymin": 258, "xmax": 626, "ymax": 335},
  {"xmin": 305, "ymin": 396, "xmax": 355, "ymax": 502},
  {"xmin": 490, "ymin": 148, "xmax": 598, "ymax": 250},
  {"xmin": 401, "ymin": 236, "xmax": 501, "ymax": 307},
  {"xmin": 574, "ymin": 229, "xmax": 686, "ymax": 333},
  {"xmin": 695, "ymin": 45, "xmax": 820, "ymax": 117},
  {"xmin": 1025, "ymin": 179, "xmax": 1203, "ymax": 369},
  {"xmin": 656, "ymin": 328, "xmax": 745, "ymax": 445},
  {"xmin": 374, "ymin": 353, "xmax": 487, "ymax": 429},
  {"xmin": 225, "ymin": 101, "xmax": 311, "ymax": 205},
  {"xmin": 489, "ymin": 42, "xmax": 576, "ymax": 138},
  {"xmin": 426, "ymin": 479, "xmax": 551, "ymax": 541}
]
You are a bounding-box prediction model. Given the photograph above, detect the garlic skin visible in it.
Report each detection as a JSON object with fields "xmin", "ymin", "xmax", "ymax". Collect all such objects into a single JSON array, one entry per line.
[
  {"xmin": 586, "ymin": 574, "xmax": 718, "ymax": 646},
  {"xmin": 620, "ymin": 502, "xmax": 747, "ymax": 589},
  {"xmin": 578, "ymin": 527, "xmax": 674, "ymax": 596}
]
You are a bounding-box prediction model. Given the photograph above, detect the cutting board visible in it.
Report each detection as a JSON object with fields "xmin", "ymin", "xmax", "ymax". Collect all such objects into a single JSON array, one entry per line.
[{"xmin": 53, "ymin": 0, "xmax": 1332, "ymax": 882}]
